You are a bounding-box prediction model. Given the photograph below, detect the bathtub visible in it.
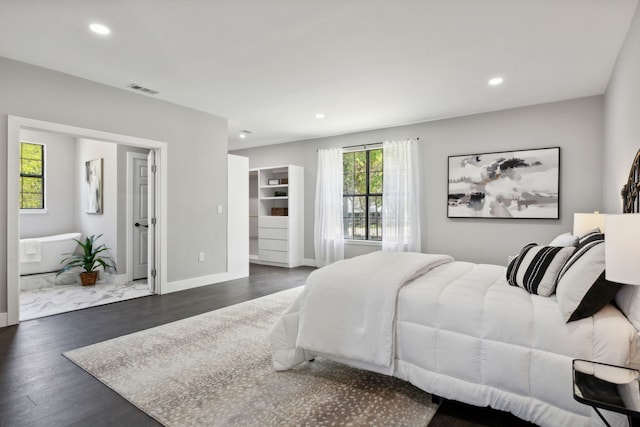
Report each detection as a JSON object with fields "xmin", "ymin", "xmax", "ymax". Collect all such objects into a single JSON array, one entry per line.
[{"xmin": 19, "ymin": 232, "xmax": 82, "ymax": 276}]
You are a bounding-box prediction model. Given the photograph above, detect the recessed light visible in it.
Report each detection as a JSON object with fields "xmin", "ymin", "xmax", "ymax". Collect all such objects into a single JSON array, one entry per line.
[
  {"xmin": 239, "ymin": 130, "xmax": 253, "ymax": 139},
  {"xmin": 239, "ymin": 133, "xmax": 246, "ymax": 139},
  {"xmin": 89, "ymin": 23, "xmax": 111, "ymax": 35},
  {"xmin": 488, "ymin": 77, "xmax": 504, "ymax": 86},
  {"xmin": 315, "ymin": 113, "xmax": 325, "ymax": 119}
]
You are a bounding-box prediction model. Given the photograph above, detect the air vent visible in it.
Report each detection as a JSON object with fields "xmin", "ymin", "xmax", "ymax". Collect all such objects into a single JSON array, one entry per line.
[
  {"xmin": 128, "ymin": 84, "xmax": 159, "ymax": 95},
  {"xmin": 239, "ymin": 130, "xmax": 253, "ymax": 139}
]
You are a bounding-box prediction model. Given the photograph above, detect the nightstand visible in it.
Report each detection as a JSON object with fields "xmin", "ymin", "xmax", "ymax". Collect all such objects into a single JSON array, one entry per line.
[{"xmin": 573, "ymin": 359, "xmax": 640, "ymax": 427}]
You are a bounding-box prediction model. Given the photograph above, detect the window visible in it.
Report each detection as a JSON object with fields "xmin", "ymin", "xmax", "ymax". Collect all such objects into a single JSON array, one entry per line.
[
  {"xmin": 20, "ymin": 142, "xmax": 45, "ymax": 210},
  {"xmin": 343, "ymin": 148, "xmax": 383, "ymax": 240}
]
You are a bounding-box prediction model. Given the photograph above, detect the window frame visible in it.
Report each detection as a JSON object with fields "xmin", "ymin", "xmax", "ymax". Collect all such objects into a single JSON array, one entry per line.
[
  {"xmin": 19, "ymin": 141, "xmax": 47, "ymax": 213},
  {"xmin": 342, "ymin": 147, "xmax": 383, "ymax": 241}
]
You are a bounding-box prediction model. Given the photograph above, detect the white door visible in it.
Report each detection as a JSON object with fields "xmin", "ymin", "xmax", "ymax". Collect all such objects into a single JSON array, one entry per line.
[
  {"xmin": 132, "ymin": 156, "xmax": 149, "ymax": 281},
  {"xmin": 147, "ymin": 150, "xmax": 157, "ymax": 293}
]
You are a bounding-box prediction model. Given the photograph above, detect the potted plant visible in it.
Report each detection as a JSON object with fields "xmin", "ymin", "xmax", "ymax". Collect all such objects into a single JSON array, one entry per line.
[{"xmin": 57, "ymin": 234, "xmax": 116, "ymax": 286}]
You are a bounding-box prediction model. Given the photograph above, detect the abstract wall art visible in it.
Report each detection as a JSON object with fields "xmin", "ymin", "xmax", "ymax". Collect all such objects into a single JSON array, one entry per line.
[
  {"xmin": 85, "ymin": 158, "xmax": 103, "ymax": 214},
  {"xmin": 447, "ymin": 147, "xmax": 560, "ymax": 219}
]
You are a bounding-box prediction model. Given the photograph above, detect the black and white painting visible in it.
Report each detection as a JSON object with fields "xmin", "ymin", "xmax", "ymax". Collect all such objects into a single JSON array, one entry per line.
[
  {"xmin": 447, "ymin": 147, "xmax": 559, "ymax": 219},
  {"xmin": 85, "ymin": 158, "xmax": 103, "ymax": 214}
]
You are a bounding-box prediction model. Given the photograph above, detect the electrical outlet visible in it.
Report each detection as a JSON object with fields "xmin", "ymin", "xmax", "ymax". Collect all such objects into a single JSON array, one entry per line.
[
  {"xmin": 198, "ymin": 252, "xmax": 205, "ymax": 262},
  {"xmin": 217, "ymin": 204, "xmax": 223, "ymax": 214}
]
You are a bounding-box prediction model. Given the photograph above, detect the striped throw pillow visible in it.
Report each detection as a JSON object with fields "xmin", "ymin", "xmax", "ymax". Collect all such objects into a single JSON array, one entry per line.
[
  {"xmin": 576, "ymin": 229, "xmax": 603, "ymax": 247},
  {"xmin": 507, "ymin": 243, "xmax": 576, "ymax": 296},
  {"xmin": 556, "ymin": 236, "xmax": 622, "ymax": 322}
]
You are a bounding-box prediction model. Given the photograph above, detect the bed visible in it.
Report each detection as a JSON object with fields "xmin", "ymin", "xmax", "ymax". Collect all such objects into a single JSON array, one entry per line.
[{"xmin": 270, "ymin": 243, "xmax": 640, "ymax": 426}]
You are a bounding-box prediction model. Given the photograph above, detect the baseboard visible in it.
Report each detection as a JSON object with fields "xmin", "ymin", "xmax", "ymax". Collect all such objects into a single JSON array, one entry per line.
[
  {"xmin": 0, "ymin": 312, "xmax": 8, "ymax": 328},
  {"xmin": 165, "ymin": 270, "xmax": 248, "ymax": 294},
  {"xmin": 102, "ymin": 273, "xmax": 128, "ymax": 284},
  {"xmin": 250, "ymin": 258, "xmax": 317, "ymax": 268}
]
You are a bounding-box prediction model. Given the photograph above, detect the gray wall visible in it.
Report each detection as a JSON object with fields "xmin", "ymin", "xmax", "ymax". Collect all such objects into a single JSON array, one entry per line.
[
  {"xmin": 19, "ymin": 129, "xmax": 77, "ymax": 238},
  {"xmin": 0, "ymin": 56, "xmax": 228, "ymax": 313},
  {"xmin": 76, "ymin": 138, "xmax": 118, "ymax": 265},
  {"xmin": 232, "ymin": 96, "xmax": 604, "ymax": 265},
  {"xmin": 604, "ymin": 3, "xmax": 640, "ymax": 213}
]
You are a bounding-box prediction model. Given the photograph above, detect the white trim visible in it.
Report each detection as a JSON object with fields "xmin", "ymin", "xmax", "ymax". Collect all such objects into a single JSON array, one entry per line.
[
  {"xmin": 345, "ymin": 239, "xmax": 383, "ymax": 247},
  {"xmin": 19, "ymin": 209, "xmax": 48, "ymax": 214},
  {"xmin": 166, "ymin": 272, "xmax": 243, "ymax": 294},
  {"xmin": 249, "ymin": 259, "xmax": 288, "ymax": 268},
  {"xmin": 249, "ymin": 258, "xmax": 318, "ymax": 268},
  {"xmin": 7, "ymin": 115, "xmax": 169, "ymax": 326},
  {"xmin": 0, "ymin": 312, "xmax": 7, "ymax": 328},
  {"xmin": 7, "ymin": 117, "xmax": 20, "ymax": 326}
]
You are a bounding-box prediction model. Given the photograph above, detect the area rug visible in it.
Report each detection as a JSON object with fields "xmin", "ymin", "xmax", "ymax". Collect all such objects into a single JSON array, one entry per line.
[{"xmin": 64, "ymin": 287, "xmax": 438, "ymax": 426}]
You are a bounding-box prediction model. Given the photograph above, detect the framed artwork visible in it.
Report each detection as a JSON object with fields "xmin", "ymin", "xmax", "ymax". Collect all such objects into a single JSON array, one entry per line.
[
  {"xmin": 85, "ymin": 158, "xmax": 103, "ymax": 214},
  {"xmin": 447, "ymin": 147, "xmax": 560, "ymax": 219}
]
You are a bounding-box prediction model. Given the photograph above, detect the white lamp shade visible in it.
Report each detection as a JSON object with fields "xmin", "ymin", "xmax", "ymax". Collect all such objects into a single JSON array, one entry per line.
[
  {"xmin": 605, "ymin": 214, "xmax": 640, "ymax": 285},
  {"xmin": 573, "ymin": 212, "xmax": 605, "ymax": 236}
]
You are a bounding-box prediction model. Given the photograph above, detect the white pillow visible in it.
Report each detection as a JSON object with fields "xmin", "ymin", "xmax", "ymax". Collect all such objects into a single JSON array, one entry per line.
[{"xmin": 548, "ymin": 232, "xmax": 578, "ymax": 247}]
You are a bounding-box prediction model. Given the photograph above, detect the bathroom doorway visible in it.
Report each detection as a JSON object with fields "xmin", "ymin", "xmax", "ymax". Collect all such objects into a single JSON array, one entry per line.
[{"xmin": 7, "ymin": 116, "xmax": 167, "ymax": 325}]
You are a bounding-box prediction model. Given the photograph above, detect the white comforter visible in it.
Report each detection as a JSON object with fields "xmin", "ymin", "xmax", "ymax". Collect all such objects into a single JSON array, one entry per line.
[
  {"xmin": 272, "ymin": 251, "xmax": 452, "ymax": 372},
  {"xmin": 270, "ymin": 255, "xmax": 640, "ymax": 427}
]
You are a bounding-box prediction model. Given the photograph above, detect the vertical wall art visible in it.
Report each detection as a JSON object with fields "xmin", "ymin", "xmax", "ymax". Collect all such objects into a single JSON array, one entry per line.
[
  {"xmin": 85, "ymin": 158, "xmax": 103, "ymax": 214},
  {"xmin": 447, "ymin": 147, "xmax": 560, "ymax": 219}
]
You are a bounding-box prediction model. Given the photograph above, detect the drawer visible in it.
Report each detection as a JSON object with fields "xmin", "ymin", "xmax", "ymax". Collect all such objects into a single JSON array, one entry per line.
[
  {"xmin": 258, "ymin": 227, "xmax": 288, "ymax": 240},
  {"xmin": 259, "ymin": 216, "xmax": 288, "ymax": 229},
  {"xmin": 259, "ymin": 238, "xmax": 288, "ymax": 251},
  {"xmin": 259, "ymin": 249, "xmax": 289, "ymax": 263}
]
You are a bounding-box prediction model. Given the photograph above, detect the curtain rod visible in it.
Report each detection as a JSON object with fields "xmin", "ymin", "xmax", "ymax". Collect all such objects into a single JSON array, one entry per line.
[
  {"xmin": 342, "ymin": 137, "xmax": 419, "ymax": 150},
  {"xmin": 316, "ymin": 137, "xmax": 420, "ymax": 152}
]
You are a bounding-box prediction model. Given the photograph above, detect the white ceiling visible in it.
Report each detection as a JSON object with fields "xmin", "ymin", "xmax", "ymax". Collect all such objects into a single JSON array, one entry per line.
[{"xmin": 0, "ymin": 0, "xmax": 637, "ymax": 150}]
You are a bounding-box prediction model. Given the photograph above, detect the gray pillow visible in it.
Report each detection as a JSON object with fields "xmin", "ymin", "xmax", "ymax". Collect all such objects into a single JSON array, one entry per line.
[{"xmin": 548, "ymin": 232, "xmax": 578, "ymax": 247}]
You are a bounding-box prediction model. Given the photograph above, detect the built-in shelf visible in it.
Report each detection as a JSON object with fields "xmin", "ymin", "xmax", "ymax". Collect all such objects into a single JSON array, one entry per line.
[{"xmin": 249, "ymin": 165, "xmax": 303, "ymax": 268}]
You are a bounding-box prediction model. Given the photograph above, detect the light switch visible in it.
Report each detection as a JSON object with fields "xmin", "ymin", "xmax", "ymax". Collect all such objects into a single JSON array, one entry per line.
[{"xmin": 217, "ymin": 205, "xmax": 223, "ymax": 214}]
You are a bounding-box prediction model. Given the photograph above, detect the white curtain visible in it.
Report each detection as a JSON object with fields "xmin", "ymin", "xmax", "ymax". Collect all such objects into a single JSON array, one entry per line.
[
  {"xmin": 382, "ymin": 139, "xmax": 422, "ymax": 252},
  {"xmin": 314, "ymin": 148, "xmax": 344, "ymax": 267}
]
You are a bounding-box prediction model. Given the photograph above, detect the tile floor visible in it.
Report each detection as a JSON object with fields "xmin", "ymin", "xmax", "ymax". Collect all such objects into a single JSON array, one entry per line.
[{"xmin": 20, "ymin": 275, "xmax": 151, "ymax": 321}]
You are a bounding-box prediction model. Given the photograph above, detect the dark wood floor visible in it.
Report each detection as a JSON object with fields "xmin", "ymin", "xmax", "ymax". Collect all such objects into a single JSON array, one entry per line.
[{"xmin": 1, "ymin": 264, "xmax": 536, "ymax": 426}]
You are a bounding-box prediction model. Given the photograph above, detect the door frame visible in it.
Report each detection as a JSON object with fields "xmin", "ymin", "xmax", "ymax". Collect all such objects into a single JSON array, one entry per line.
[
  {"xmin": 7, "ymin": 115, "xmax": 168, "ymax": 326},
  {"xmin": 126, "ymin": 151, "xmax": 151, "ymax": 283}
]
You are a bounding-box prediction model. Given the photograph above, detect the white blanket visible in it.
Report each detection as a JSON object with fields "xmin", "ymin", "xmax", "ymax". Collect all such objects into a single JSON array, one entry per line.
[{"xmin": 282, "ymin": 251, "xmax": 453, "ymax": 370}]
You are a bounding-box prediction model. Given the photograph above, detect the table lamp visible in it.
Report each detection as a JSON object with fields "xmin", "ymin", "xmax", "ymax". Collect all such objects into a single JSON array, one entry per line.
[
  {"xmin": 573, "ymin": 212, "xmax": 606, "ymax": 236},
  {"xmin": 605, "ymin": 213, "xmax": 640, "ymax": 285}
]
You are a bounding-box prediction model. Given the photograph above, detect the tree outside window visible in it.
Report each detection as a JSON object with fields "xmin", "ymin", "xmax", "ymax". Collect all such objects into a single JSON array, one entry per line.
[
  {"xmin": 20, "ymin": 142, "xmax": 44, "ymax": 209},
  {"xmin": 343, "ymin": 148, "xmax": 383, "ymax": 240}
]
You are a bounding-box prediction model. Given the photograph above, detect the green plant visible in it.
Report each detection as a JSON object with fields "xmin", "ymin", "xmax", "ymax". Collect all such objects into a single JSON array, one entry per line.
[{"xmin": 57, "ymin": 234, "xmax": 116, "ymax": 275}]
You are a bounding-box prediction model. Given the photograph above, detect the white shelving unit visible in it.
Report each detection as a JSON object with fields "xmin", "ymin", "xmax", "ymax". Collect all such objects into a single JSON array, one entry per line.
[
  {"xmin": 248, "ymin": 165, "xmax": 304, "ymax": 268},
  {"xmin": 249, "ymin": 170, "xmax": 259, "ymax": 262}
]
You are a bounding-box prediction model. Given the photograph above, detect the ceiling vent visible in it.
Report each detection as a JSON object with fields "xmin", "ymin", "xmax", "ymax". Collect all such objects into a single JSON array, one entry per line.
[{"xmin": 128, "ymin": 84, "xmax": 159, "ymax": 95}]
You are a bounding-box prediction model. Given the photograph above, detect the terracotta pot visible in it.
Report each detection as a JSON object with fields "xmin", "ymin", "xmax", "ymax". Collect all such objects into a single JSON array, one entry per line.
[{"xmin": 80, "ymin": 271, "xmax": 99, "ymax": 286}]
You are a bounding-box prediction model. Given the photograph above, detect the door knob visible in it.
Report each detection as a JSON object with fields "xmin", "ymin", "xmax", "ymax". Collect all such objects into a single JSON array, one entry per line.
[{"xmin": 135, "ymin": 222, "xmax": 149, "ymax": 228}]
